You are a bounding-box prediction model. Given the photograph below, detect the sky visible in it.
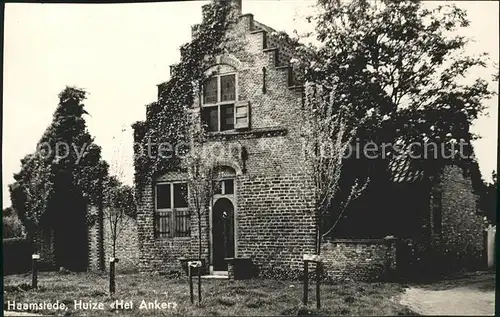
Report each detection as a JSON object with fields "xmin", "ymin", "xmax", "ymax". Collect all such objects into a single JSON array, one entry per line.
[{"xmin": 2, "ymin": 0, "xmax": 498, "ymax": 208}]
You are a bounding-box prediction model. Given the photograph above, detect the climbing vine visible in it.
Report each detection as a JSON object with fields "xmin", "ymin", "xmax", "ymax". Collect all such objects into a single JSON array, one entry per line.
[{"xmin": 132, "ymin": 0, "xmax": 241, "ymax": 196}]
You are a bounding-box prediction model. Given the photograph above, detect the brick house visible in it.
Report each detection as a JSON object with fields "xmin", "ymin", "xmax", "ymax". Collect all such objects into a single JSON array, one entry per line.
[
  {"xmin": 134, "ymin": 0, "xmax": 315, "ymax": 278},
  {"xmin": 131, "ymin": 0, "xmax": 487, "ymax": 280}
]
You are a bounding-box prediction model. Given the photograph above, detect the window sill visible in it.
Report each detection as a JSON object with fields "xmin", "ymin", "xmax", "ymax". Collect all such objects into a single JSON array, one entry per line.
[{"xmin": 206, "ymin": 127, "xmax": 288, "ymax": 141}]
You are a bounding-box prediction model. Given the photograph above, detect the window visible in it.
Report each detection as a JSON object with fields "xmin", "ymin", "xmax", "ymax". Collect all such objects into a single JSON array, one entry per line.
[
  {"xmin": 220, "ymin": 104, "xmax": 235, "ymax": 131},
  {"xmin": 202, "ymin": 74, "xmax": 236, "ymax": 132},
  {"xmin": 155, "ymin": 182, "xmax": 190, "ymax": 238},
  {"xmin": 214, "ymin": 179, "xmax": 235, "ymax": 195},
  {"xmin": 221, "ymin": 74, "xmax": 236, "ymax": 101},
  {"xmin": 202, "ymin": 106, "xmax": 218, "ymax": 132},
  {"xmin": 222, "ymin": 179, "xmax": 234, "ymax": 195},
  {"xmin": 203, "ymin": 77, "xmax": 218, "ymax": 104}
]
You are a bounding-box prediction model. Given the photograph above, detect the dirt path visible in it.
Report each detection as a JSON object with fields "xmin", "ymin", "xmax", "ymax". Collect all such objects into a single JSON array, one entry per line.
[
  {"xmin": 400, "ymin": 281, "xmax": 495, "ymax": 315},
  {"xmin": 3, "ymin": 312, "xmax": 42, "ymax": 316}
]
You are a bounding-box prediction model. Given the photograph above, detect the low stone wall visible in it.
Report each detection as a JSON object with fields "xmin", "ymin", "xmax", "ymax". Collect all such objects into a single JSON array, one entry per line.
[{"xmin": 321, "ymin": 238, "xmax": 397, "ymax": 281}]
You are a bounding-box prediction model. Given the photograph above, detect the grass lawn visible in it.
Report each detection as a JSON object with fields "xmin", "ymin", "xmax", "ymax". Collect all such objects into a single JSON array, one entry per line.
[{"xmin": 4, "ymin": 272, "xmax": 416, "ymax": 316}]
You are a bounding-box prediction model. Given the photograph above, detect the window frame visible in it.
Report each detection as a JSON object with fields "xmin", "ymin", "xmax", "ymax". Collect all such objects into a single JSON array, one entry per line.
[
  {"xmin": 154, "ymin": 181, "xmax": 190, "ymax": 239},
  {"xmin": 201, "ymin": 72, "xmax": 238, "ymax": 132},
  {"xmin": 220, "ymin": 179, "xmax": 234, "ymax": 195}
]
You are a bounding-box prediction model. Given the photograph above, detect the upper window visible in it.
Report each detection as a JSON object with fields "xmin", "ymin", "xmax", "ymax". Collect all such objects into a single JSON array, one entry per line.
[
  {"xmin": 155, "ymin": 182, "xmax": 190, "ymax": 238},
  {"xmin": 202, "ymin": 74, "xmax": 237, "ymax": 132},
  {"xmin": 214, "ymin": 179, "xmax": 235, "ymax": 195}
]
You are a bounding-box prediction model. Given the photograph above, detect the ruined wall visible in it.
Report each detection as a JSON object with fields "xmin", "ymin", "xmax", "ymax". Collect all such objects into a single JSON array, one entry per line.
[
  {"xmin": 321, "ymin": 238, "xmax": 397, "ymax": 282},
  {"xmin": 435, "ymin": 165, "xmax": 486, "ymax": 271}
]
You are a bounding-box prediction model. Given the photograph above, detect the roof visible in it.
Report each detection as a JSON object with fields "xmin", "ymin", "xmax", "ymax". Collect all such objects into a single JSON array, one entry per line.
[{"xmin": 387, "ymin": 153, "xmax": 426, "ymax": 183}]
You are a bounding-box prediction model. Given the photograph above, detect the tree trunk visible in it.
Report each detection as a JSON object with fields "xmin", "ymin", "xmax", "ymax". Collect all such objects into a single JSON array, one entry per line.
[
  {"xmin": 197, "ymin": 211, "xmax": 203, "ymax": 304},
  {"xmin": 31, "ymin": 233, "xmax": 39, "ymax": 289},
  {"xmin": 98, "ymin": 200, "xmax": 105, "ymax": 271},
  {"xmin": 316, "ymin": 208, "xmax": 322, "ymax": 256},
  {"xmin": 110, "ymin": 236, "xmax": 117, "ymax": 295},
  {"xmin": 315, "ymin": 208, "xmax": 322, "ymax": 310},
  {"xmin": 198, "ymin": 212, "xmax": 202, "ymax": 260}
]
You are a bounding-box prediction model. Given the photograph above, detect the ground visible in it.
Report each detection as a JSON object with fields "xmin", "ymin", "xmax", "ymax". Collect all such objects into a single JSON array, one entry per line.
[
  {"xmin": 3, "ymin": 272, "xmax": 415, "ymax": 316},
  {"xmin": 399, "ymin": 272, "xmax": 495, "ymax": 316}
]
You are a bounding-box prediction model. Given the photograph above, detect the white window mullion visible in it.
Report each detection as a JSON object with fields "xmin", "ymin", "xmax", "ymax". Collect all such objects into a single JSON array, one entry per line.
[
  {"xmin": 154, "ymin": 185, "xmax": 158, "ymax": 236},
  {"xmin": 217, "ymin": 75, "xmax": 221, "ymax": 131},
  {"xmin": 170, "ymin": 184, "xmax": 175, "ymax": 237}
]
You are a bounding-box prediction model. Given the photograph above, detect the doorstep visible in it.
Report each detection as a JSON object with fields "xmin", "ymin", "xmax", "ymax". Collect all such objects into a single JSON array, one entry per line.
[{"xmin": 201, "ymin": 271, "xmax": 228, "ymax": 279}]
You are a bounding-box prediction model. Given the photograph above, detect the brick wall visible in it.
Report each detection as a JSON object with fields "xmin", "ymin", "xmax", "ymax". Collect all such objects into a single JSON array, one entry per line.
[
  {"xmin": 137, "ymin": 182, "xmax": 199, "ymax": 274},
  {"xmin": 321, "ymin": 238, "xmax": 397, "ymax": 282},
  {"xmin": 38, "ymin": 229, "xmax": 56, "ymax": 269},
  {"xmin": 88, "ymin": 209, "xmax": 139, "ymax": 273},
  {"xmin": 88, "ymin": 211, "xmax": 102, "ymax": 271},
  {"xmin": 434, "ymin": 165, "xmax": 486, "ymax": 270}
]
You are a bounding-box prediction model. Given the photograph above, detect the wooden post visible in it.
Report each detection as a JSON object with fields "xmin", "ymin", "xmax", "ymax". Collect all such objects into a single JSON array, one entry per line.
[
  {"xmin": 303, "ymin": 254, "xmax": 322, "ymax": 308},
  {"xmin": 188, "ymin": 261, "xmax": 202, "ymax": 305},
  {"xmin": 188, "ymin": 265, "xmax": 194, "ymax": 304},
  {"xmin": 303, "ymin": 260, "xmax": 309, "ymax": 306},
  {"xmin": 109, "ymin": 258, "xmax": 116, "ymax": 295},
  {"xmin": 31, "ymin": 254, "xmax": 40, "ymax": 289},
  {"xmin": 197, "ymin": 268, "xmax": 202, "ymax": 304},
  {"xmin": 316, "ymin": 262, "xmax": 321, "ymax": 309}
]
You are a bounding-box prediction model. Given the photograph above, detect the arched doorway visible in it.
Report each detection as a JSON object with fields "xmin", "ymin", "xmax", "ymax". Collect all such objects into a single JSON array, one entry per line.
[{"xmin": 212, "ymin": 198, "xmax": 235, "ymax": 271}]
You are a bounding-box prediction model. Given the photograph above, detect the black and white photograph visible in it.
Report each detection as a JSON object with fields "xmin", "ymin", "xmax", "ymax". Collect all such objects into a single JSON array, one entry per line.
[{"xmin": 2, "ymin": 0, "xmax": 498, "ymax": 315}]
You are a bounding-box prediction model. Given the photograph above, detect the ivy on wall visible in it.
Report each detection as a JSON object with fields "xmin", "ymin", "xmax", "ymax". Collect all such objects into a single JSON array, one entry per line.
[{"xmin": 132, "ymin": 0, "xmax": 241, "ymax": 196}]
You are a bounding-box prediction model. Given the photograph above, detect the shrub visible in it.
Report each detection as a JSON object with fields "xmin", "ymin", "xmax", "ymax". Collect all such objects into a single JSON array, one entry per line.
[
  {"xmin": 3, "ymin": 238, "xmax": 32, "ymax": 274},
  {"xmin": 3, "ymin": 207, "xmax": 25, "ymax": 238}
]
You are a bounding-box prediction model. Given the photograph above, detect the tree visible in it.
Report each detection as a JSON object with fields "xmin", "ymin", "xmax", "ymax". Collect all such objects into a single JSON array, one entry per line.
[
  {"xmin": 103, "ymin": 126, "xmax": 136, "ymax": 294},
  {"xmin": 3, "ymin": 207, "xmax": 25, "ymax": 238},
  {"xmin": 185, "ymin": 109, "xmax": 221, "ymax": 261},
  {"xmin": 103, "ymin": 175, "xmax": 135, "ymax": 295},
  {"xmin": 9, "ymin": 154, "xmax": 53, "ymax": 251},
  {"xmin": 298, "ymin": 83, "xmax": 369, "ymax": 255},
  {"xmin": 295, "ymin": 0, "xmax": 496, "ymax": 167},
  {"xmin": 9, "ymin": 86, "xmax": 105, "ymax": 271},
  {"xmin": 9, "ymin": 153, "xmax": 54, "ymax": 288},
  {"xmin": 290, "ymin": 0, "xmax": 497, "ymax": 239},
  {"xmin": 295, "ymin": 84, "xmax": 369, "ymax": 309},
  {"xmin": 103, "ymin": 176, "xmax": 136, "ymax": 260},
  {"xmin": 182, "ymin": 97, "xmax": 222, "ymax": 304}
]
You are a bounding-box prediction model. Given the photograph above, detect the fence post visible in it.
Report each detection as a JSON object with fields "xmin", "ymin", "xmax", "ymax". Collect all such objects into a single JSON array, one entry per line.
[
  {"xmin": 316, "ymin": 262, "xmax": 321, "ymax": 309},
  {"xmin": 188, "ymin": 265, "xmax": 194, "ymax": 304},
  {"xmin": 303, "ymin": 260, "xmax": 309, "ymax": 306},
  {"xmin": 198, "ymin": 267, "xmax": 202, "ymax": 304},
  {"xmin": 109, "ymin": 258, "xmax": 116, "ymax": 295},
  {"xmin": 31, "ymin": 254, "xmax": 40, "ymax": 289},
  {"xmin": 188, "ymin": 261, "xmax": 202, "ymax": 304},
  {"xmin": 303, "ymin": 254, "xmax": 321, "ymax": 308}
]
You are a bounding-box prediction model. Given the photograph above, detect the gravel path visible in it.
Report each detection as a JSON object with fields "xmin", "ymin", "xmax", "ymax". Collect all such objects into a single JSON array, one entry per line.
[
  {"xmin": 3, "ymin": 312, "xmax": 42, "ymax": 316},
  {"xmin": 400, "ymin": 285, "xmax": 495, "ymax": 315}
]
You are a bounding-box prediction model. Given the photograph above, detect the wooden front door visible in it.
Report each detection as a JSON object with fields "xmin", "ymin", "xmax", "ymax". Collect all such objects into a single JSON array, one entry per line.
[{"xmin": 212, "ymin": 198, "xmax": 234, "ymax": 271}]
